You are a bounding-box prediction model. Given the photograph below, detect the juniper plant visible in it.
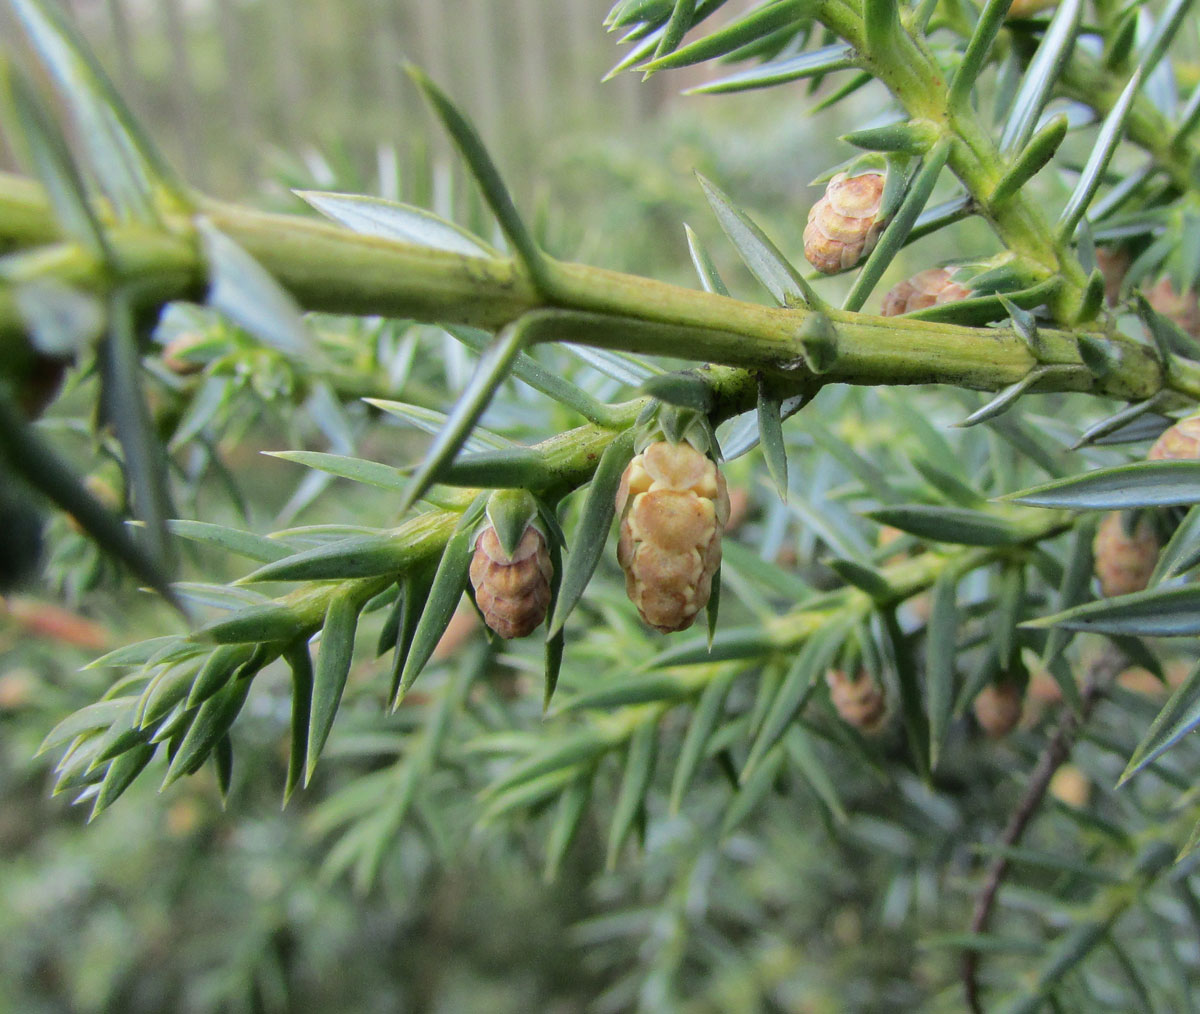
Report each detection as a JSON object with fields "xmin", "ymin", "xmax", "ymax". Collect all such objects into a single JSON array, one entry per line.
[{"xmin": 7, "ymin": 0, "xmax": 1200, "ymax": 1009}]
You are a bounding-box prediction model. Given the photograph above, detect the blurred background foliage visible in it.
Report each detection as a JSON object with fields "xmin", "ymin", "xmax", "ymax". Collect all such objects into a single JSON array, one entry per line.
[{"xmin": 5, "ymin": 1, "xmax": 1200, "ymax": 1012}]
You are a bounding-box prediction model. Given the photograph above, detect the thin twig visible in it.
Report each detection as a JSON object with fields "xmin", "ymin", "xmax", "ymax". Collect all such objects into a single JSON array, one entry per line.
[{"xmin": 962, "ymin": 646, "xmax": 1128, "ymax": 1014}]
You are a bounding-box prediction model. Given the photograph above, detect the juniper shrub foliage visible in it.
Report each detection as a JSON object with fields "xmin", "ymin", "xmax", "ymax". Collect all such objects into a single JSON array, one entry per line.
[{"xmin": 6, "ymin": 0, "xmax": 1200, "ymax": 1009}]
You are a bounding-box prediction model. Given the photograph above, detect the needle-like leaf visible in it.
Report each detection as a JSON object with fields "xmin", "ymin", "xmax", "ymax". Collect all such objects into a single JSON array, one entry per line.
[
  {"xmin": 406, "ymin": 65, "xmax": 556, "ymax": 294},
  {"xmin": 1137, "ymin": 0, "xmax": 1193, "ymax": 82},
  {"xmin": 0, "ymin": 389, "xmax": 176, "ymax": 603},
  {"xmin": 606, "ymin": 720, "xmax": 658, "ymax": 869},
  {"xmin": 696, "ymin": 172, "xmax": 822, "ymax": 308},
  {"xmin": 843, "ymin": 139, "xmax": 949, "ymax": 312},
  {"xmin": 643, "ymin": 0, "xmax": 812, "ymax": 71},
  {"xmin": 684, "ymin": 224, "xmax": 730, "ymax": 296},
  {"xmin": 1026, "ymin": 585, "xmax": 1200, "ymax": 637},
  {"xmin": 993, "ymin": 114, "xmax": 1069, "ymax": 204},
  {"xmin": 949, "ymin": 0, "xmax": 1015, "ymax": 111},
  {"xmin": 686, "ymin": 42, "xmax": 855, "ymax": 95},
  {"xmin": 999, "ymin": 0, "xmax": 1084, "ymax": 154},
  {"xmin": 161, "ymin": 674, "xmax": 254, "ymax": 789},
  {"xmin": 0, "ymin": 60, "xmax": 108, "ymax": 258},
  {"xmin": 196, "ymin": 219, "xmax": 315, "ymax": 357},
  {"xmin": 653, "ymin": 0, "xmax": 695, "ymax": 60},
  {"xmin": 547, "ymin": 430, "xmax": 635, "ymax": 638},
  {"xmin": 1004, "ymin": 461, "xmax": 1200, "ymax": 510},
  {"xmin": 926, "ymin": 571, "xmax": 958, "ymax": 770},
  {"xmin": 398, "ymin": 321, "xmax": 527, "ymax": 512},
  {"xmin": 296, "ymin": 190, "xmax": 498, "ymax": 256},
  {"xmin": 1057, "ymin": 69, "xmax": 1143, "ymax": 241},
  {"xmin": 543, "ymin": 774, "xmax": 591, "ymax": 883},
  {"xmin": 741, "ymin": 621, "xmax": 847, "ymax": 782},
  {"xmin": 444, "ymin": 325, "xmax": 616, "ymax": 426},
  {"xmin": 757, "ymin": 383, "xmax": 788, "ymax": 500},
  {"xmin": 394, "ymin": 494, "xmax": 487, "ymax": 702},
  {"xmin": 1120, "ymin": 660, "xmax": 1200, "ymax": 785},
  {"xmin": 101, "ymin": 292, "xmax": 175, "ymax": 573},
  {"xmin": 1151, "ymin": 504, "xmax": 1200, "ymax": 584},
  {"xmin": 669, "ymin": 672, "xmax": 733, "ymax": 814},
  {"xmin": 305, "ymin": 590, "xmax": 360, "ymax": 783},
  {"xmin": 10, "ymin": 0, "xmax": 185, "ymax": 215}
]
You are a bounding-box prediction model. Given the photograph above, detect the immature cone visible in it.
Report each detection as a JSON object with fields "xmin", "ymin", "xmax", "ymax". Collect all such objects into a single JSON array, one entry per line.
[
  {"xmin": 616, "ymin": 440, "xmax": 729, "ymax": 633},
  {"xmin": 973, "ymin": 682, "xmax": 1023, "ymax": 739},
  {"xmin": 803, "ymin": 170, "xmax": 887, "ymax": 274},
  {"xmin": 1148, "ymin": 415, "xmax": 1200, "ymax": 462},
  {"xmin": 881, "ymin": 268, "xmax": 972, "ymax": 316},
  {"xmin": 468, "ymin": 524, "xmax": 553, "ymax": 639},
  {"xmin": 1093, "ymin": 511, "xmax": 1159, "ymax": 598},
  {"xmin": 825, "ymin": 668, "xmax": 887, "ymax": 733}
]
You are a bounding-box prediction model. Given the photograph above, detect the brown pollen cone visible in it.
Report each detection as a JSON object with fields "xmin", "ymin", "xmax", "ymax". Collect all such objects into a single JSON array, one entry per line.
[
  {"xmin": 881, "ymin": 267, "xmax": 972, "ymax": 316},
  {"xmin": 803, "ymin": 171, "xmax": 887, "ymax": 274},
  {"xmin": 468, "ymin": 525, "xmax": 553, "ymax": 639},
  {"xmin": 616, "ymin": 441, "xmax": 730, "ymax": 633},
  {"xmin": 1092, "ymin": 511, "xmax": 1159, "ymax": 598},
  {"xmin": 1148, "ymin": 415, "xmax": 1200, "ymax": 462},
  {"xmin": 825, "ymin": 668, "xmax": 887, "ymax": 733},
  {"xmin": 973, "ymin": 682, "xmax": 1023, "ymax": 738}
]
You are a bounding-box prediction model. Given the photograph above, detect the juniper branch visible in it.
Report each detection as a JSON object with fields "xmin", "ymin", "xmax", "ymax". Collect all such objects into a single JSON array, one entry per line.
[
  {"xmin": 813, "ymin": 2, "xmax": 1090, "ymax": 322},
  {"xmin": 1, "ymin": 178, "xmax": 1196, "ymax": 407}
]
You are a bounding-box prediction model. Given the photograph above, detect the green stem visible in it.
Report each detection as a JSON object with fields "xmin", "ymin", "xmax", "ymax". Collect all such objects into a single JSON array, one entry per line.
[{"xmin": 0, "ymin": 183, "xmax": 1183, "ymax": 404}]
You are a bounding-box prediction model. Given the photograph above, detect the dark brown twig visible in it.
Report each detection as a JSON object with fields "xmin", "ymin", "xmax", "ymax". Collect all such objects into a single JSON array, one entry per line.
[{"xmin": 962, "ymin": 647, "xmax": 1128, "ymax": 1014}]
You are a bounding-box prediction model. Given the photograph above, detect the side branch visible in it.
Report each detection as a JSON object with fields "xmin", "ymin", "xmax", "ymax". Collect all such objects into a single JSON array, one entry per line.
[{"xmin": 962, "ymin": 646, "xmax": 1128, "ymax": 1014}]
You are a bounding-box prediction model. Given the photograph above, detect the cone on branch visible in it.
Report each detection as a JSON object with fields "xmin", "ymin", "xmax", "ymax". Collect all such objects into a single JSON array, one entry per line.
[
  {"xmin": 825, "ymin": 668, "xmax": 888, "ymax": 733},
  {"xmin": 1147, "ymin": 414, "xmax": 1200, "ymax": 461},
  {"xmin": 803, "ymin": 170, "xmax": 887, "ymax": 274},
  {"xmin": 469, "ymin": 524, "xmax": 553, "ymax": 640},
  {"xmin": 881, "ymin": 268, "xmax": 972, "ymax": 316},
  {"xmin": 973, "ymin": 681, "xmax": 1023, "ymax": 739},
  {"xmin": 1092, "ymin": 511, "xmax": 1159, "ymax": 598},
  {"xmin": 616, "ymin": 439, "xmax": 729, "ymax": 633}
]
